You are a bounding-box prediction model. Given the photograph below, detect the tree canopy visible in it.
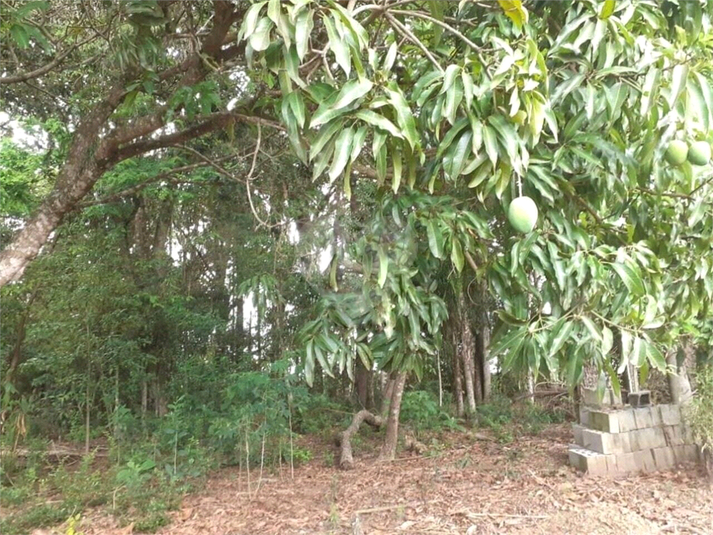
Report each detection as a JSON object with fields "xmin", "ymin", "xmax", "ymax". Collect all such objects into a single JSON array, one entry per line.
[{"xmin": 2, "ymin": 0, "xmax": 713, "ymax": 414}]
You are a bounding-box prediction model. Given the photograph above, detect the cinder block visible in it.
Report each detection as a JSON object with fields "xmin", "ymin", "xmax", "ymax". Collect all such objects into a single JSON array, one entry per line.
[
  {"xmin": 650, "ymin": 406, "xmax": 663, "ymax": 427},
  {"xmin": 579, "ymin": 406, "xmax": 591, "ymax": 426},
  {"xmin": 633, "ymin": 428, "xmax": 667, "ymax": 451},
  {"xmin": 673, "ymin": 444, "xmax": 699, "ymax": 464},
  {"xmin": 572, "ymin": 424, "xmax": 585, "ymax": 447},
  {"xmin": 616, "ymin": 432, "xmax": 632, "ymax": 453},
  {"xmin": 663, "ymin": 425, "xmax": 685, "ymax": 447},
  {"xmin": 589, "ymin": 410, "xmax": 621, "ymax": 433},
  {"xmin": 652, "ymin": 447, "xmax": 675, "ymax": 470},
  {"xmin": 617, "ymin": 409, "xmax": 637, "ymax": 433},
  {"xmin": 633, "ymin": 407, "xmax": 654, "ymax": 429},
  {"xmin": 581, "ymin": 428, "xmax": 613, "ymax": 454},
  {"xmin": 628, "ymin": 390, "xmax": 651, "ymax": 407},
  {"xmin": 660, "ymin": 404, "xmax": 682, "ymax": 426},
  {"xmin": 568, "ymin": 445, "xmax": 609, "ymax": 475},
  {"xmin": 682, "ymin": 424, "xmax": 694, "ymax": 444},
  {"xmin": 634, "ymin": 449, "xmax": 656, "ymax": 473},
  {"xmin": 615, "ymin": 452, "xmax": 641, "ymax": 474},
  {"xmin": 605, "ymin": 455, "xmax": 619, "ymax": 475}
]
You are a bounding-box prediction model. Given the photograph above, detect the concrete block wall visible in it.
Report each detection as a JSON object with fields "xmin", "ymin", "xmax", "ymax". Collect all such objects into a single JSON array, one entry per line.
[{"xmin": 569, "ymin": 404, "xmax": 699, "ymax": 476}]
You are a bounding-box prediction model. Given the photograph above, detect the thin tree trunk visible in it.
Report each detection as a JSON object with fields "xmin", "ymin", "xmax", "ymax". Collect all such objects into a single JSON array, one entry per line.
[
  {"xmin": 354, "ymin": 360, "xmax": 371, "ymax": 409},
  {"xmin": 667, "ymin": 348, "xmax": 693, "ymax": 405},
  {"xmin": 459, "ymin": 295, "xmax": 477, "ymax": 415},
  {"xmin": 526, "ymin": 370, "xmax": 535, "ymax": 403},
  {"xmin": 480, "ymin": 324, "xmax": 491, "ymax": 401},
  {"xmin": 452, "ymin": 324, "xmax": 465, "ymax": 418},
  {"xmin": 141, "ymin": 380, "xmax": 148, "ymax": 418},
  {"xmin": 474, "ymin": 350, "xmax": 483, "ymax": 404},
  {"xmin": 380, "ymin": 375, "xmax": 395, "ymax": 416},
  {"xmin": 379, "ymin": 371, "xmax": 406, "ymax": 461}
]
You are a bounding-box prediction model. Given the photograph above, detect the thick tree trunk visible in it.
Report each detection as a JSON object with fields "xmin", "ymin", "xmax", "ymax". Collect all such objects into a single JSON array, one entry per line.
[
  {"xmin": 667, "ymin": 348, "xmax": 693, "ymax": 405},
  {"xmin": 0, "ymin": 2, "xmax": 242, "ymax": 288},
  {"xmin": 0, "ymin": 164, "xmax": 104, "ymax": 287},
  {"xmin": 379, "ymin": 371, "xmax": 406, "ymax": 461},
  {"xmin": 354, "ymin": 360, "xmax": 371, "ymax": 409},
  {"xmin": 335, "ymin": 410, "xmax": 383, "ymax": 469}
]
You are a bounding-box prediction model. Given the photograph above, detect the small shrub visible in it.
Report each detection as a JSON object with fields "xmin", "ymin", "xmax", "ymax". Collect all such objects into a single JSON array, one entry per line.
[
  {"xmin": 400, "ymin": 390, "xmax": 463, "ymax": 434},
  {"xmin": 476, "ymin": 394, "xmax": 513, "ymax": 429}
]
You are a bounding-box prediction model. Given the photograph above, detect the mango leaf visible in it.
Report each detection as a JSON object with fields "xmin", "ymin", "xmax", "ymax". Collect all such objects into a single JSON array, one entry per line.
[
  {"xmin": 668, "ymin": 63, "xmax": 688, "ymax": 108},
  {"xmin": 451, "ymin": 237, "xmax": 464, "ymax": 272},
  {"xmin": 295, "ymin": 8, "xmax": 314, "ymax": 60},
  {"xmin": 600, "ymin": 0, "xmax": 616, "ymax": 19},
  {"xmin": 384, "ymin": 85, "xmax": 419, "ymax": 149},
  {"xmin": 391, "ymin": 148, "xmax": 402, "ymax": 193},
  {"xmin": 645, "ymin": 339, "xmax": 667, "ymax": 371},
  {"xmin": 331, "ymin": 78, "xmax": 374, "ymax": 112},
  {"xmin": 497, "ymin": 0, "xmax": 528, "ymax": 29},
  {"xmin": 249, "ymin": 17, "xmax": 273, "ymax": 52},
  {"xmin": 426, "ymin": 220, "xmax": 445, "ymax": 259},
  {"xmin": 377, "ymin": 246, "xmax": 388, "ymax": 287},
  {"xmin": 610, "ymin": 261, "xmax": 645, "ymax": 296},
  {"xmin": 355, "ymin": 110, "xmax": 403, "ymax": 138},
  {"xmin": 323, "ymin": 14, "xmax": 351, "ymax": 76},
  {"xmin": 328, "ymin": 127, "xmax": 355, "ymax": 182}
]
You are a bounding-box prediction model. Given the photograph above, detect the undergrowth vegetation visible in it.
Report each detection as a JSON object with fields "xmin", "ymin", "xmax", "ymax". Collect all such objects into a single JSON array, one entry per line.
[{"xmin": 1, "ymin": 371, "xmax": 572, "ymax": 534}]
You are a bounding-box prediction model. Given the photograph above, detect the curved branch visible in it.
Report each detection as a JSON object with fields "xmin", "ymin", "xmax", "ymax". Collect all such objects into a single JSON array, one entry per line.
[
  {"xmin": 385, "ymin": 13, "xmax": 443, "ymax": 73},
  {"xmin": 0, "ymin": 37, "xmax": 95, "ymax": 85}
]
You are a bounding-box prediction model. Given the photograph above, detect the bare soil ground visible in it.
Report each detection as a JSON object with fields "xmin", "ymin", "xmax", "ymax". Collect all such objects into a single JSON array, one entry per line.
[{"xmin": 38, "ymin": 424, "xmax": 713, "ymax": 535}]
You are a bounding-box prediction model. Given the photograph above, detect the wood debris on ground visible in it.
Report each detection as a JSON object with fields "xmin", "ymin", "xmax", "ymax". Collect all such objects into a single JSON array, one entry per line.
[{"xmin": 31, "ymin": 424, "xmax": 713, "ymax": 535}]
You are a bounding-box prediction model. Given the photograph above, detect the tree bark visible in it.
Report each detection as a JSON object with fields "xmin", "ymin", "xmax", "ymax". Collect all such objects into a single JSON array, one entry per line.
[
  {"xmin": 380, "ymin": 375, "xmax": 395, "ymax": 416},
  {"xmin": 335, "ymin": 410, "xmax": 383, "ymax": 470},
  {"xmin": 379, "ymin": 371, "xmax": 406, "ymax": 461},
  {"xmin": 667, "ymin": 347, "xmax": 693, "ymax": 405},
  {"xmin": 458, "ymin": 295, "xmax": 477, "ymax": 415},
  {"xmin": 354, "ymin": 360, "xmax": 371, "ymax": 409},
  {"xmin": 479, "ymin": 324, "xmax": 491, "ymax": 401},
  {"xmin": 449, "ymin": 321, "xmax": 465, "ymax": 418}
]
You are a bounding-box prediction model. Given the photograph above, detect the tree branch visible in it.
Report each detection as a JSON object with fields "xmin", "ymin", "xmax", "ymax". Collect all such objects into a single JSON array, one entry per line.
[
  {"xmin": 0, "ymin": 36, "xmax": 95, "ymax": 85},
  {"xmin": 385, "ymin": 13, "xmax": 444, "ymax": 73}
]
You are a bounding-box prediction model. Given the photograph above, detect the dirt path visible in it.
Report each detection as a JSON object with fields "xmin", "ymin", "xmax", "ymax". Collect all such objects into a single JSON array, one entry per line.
[{"xmin": 76, "ymin": 424, "xmax": 712, "ymax": 534}]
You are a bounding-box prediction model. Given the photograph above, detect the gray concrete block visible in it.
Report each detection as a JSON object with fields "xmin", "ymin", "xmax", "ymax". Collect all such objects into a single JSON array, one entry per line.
[
  {"xmin": 616, "ymin": 431, "xmax": 632, "ymax": 453},
  {"xmin": 650, "ymin": 406, "xmax": 663, "ymax": 427},
  {"xmin": 589, "ymin": 410, "xmax": 621, "ymax": 433},
  {"xmin": 581, "ymin": 428, "xmax": 613, "ymax": 454},
  {"xmin": 663, "ymin": 425, "xmax": 684, "ymax": 447},
  {"xmin": 634, "ymin": 449, "xmax": 657, "ymax": 473},
  {"xmin": 652, "ymin": 446, "xmax": 676, "ymax": 470},
  {"xmin": 628, "ymin": 390, "xmax": 651, "ymax": 407},
  {"xmin": 572, "ymin": 424, "xmax": 585, "ymax": 447},
  {"xmin": 633, "ymin": 428, "xmax": 667, "ymax": 451},
  {"xmin": 673, "ymin": 444, "xmax": 699, "ymax": 464},
  {"xmin": 615, "ymin": 452, "xmax": 641, "ymax": 474},
  {"xmin": 633, "ymin": 407, "xmax": 654, "ymax": 429},
  {"xmin": 617, "ymin": 408, "xmax": 637, "ymax": 433},
  {"xmin": 579, "ymin": 406, "xmax": 591, "ymax": 426},
  {"xmin": 682, "ymin": 424, "xmax": 694, "ymax": 444},
  {"xmin": 568, "ymin": 445, "xmax": 609, "ymax": 475},
  {"xmin": 660, "ymin": 404, "xmax": 682, "ymax": 426}
]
